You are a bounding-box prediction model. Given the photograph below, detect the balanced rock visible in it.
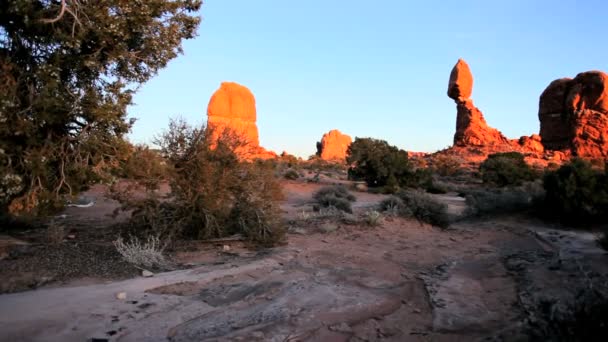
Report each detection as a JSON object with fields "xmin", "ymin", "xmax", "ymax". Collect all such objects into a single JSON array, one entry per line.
[
  {"xmin": 538, "ymin": 71, "xmax": 608, "ymax": 159},
  {"xmin": 448, "ymin": 59, "xmax": 474, "ymax": 100},
  {"xmin": 448, "ymin": 59, "xmax": 509, "ymax": 147},
  {"xmin": 316, "ymin": 129, "xmax": 352, "ymax": 162},
  {"xmin": 206, "ymin": 82, "xmax": 276, "ymax": 159}
]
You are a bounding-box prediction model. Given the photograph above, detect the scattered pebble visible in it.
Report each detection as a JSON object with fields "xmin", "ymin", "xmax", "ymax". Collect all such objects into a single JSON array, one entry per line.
[
  {"xmin": 142, "ymin": 270, "xmax": 154, "ymax": 277},
  {"xmin": 116, "ymin": 292, "xmax": 127, "ymax": 300}
]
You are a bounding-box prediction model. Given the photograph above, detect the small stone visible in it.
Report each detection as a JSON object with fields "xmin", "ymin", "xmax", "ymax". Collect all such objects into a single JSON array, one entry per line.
[
  {"xmin": 222, "ymin": 245, "xmax": 231, "ymax": 251},
  {"xmin": 412, "ymin": 308, "xmax": 422, "ymax": 314},
  {"xmin": 116, "ymin": 292, "xmax": 127, "ymax": 300},
  {"xmin": 142, "ymin": 270, "xmax": 154, "ymax": 277},
  {"xmin": 67, "ymin": 234, "xmax": 76, "ymax": 239}
]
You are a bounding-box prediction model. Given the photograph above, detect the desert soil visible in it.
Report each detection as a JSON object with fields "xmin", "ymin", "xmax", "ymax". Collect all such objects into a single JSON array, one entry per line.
[{"xmin": 0, "ymin": 177, "xmax": 606, "ymax": 341}]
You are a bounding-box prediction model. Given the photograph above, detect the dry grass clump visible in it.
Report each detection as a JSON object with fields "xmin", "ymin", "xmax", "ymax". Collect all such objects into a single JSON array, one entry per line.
[
  {"xmin": 364, "ymin": 210, "xmax": 383, "ymax": 226},
  {"xmin": 113, "ymin": 235, "xmax": 168, "ymax": 270}
]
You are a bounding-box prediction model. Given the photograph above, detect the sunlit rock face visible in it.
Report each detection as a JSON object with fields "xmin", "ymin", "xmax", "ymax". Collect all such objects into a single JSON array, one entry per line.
[
  {"xmin": 206, "ymin": 82, "xmax": 276, "ymax": 159},
  {"xmin": 316, "ymin": 129, "xmax": 352, "ymax": 162},
  {"xmin": 447, "ymin": 59, "xmax": 510, "ymax": 147},
  {"xmin": 539, "ymin": 71, "xmax": 608, "ymax": 159}
]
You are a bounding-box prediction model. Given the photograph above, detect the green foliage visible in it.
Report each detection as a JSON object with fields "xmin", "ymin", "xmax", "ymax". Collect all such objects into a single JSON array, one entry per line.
[
  {"xmin": 0, "ymin": 1, "xmax": 201, "ymax": 216},
  {"xmin": 543, "ymin": 159, "xmax": 608, "ymax": 225},
  {"xmin": 313, "ymin": 185, "xmax": 356, "ymax": 213},
  {"xmin": 346, "ymin": 138, "xmax": 414, "ymax": 189},
  {"xmin": 480, "ymin": 152, "xmax": 536, "ymax": 187},
  {"xmin": 113, "ymin": 119, "xmax": 285, "ymax": 247}
]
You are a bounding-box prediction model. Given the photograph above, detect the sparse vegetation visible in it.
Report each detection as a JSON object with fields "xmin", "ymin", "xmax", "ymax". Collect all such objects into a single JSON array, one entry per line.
[
  {"xmin": 379, "ymin": 196, "xmax": 404, "ymax": 216},
  {"xmin": 312, "ymin": 185, "xmax": 356, "ymax": 213},
  {"xmin": 480, "ymin": 152, "xmax": 537, "ymax": 187},
  {"xmin": 113, "ymin": 119, "xmax": 286, "ymax": 247},
  {"xmin": 542, "ymin": 159, "xmax": 608, "ymax": 225},
  {"xmin": 113, "ymin": 235, "xmax": 168, "ymax": 270},
  {"xmin": 283, "ymin": 169, "xmax": 300, "ymax": 180},
  {"xmin": 364, "ymin": 210, "xmax": 383, "ymax": 226},
  {"xmin": 464, "ymin": 183, "xmax": 544, "ymax": 217},
  {"xmin": 397, "ymin": 190, "xmax": 450, "ymax": 228},
  {"xmin": 379, "ymin": 191, "xmax": 449, "ymax": 228},
  {"xmin": 431, "ymin": 154, "xmax": 463, "ymax": 176}
]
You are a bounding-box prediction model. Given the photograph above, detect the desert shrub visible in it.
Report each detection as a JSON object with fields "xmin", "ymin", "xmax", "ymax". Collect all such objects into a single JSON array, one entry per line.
[
  {"xmin": 283, "ymin": 169, "xmax": 300, "ymax": 180},
  {"xmin": 313, "ymin": 185, "xmax": 356, "ymax": 213},
  {"xmin": 364, "ymin": 210, "xmax": 383, "ymax": 226},
  {"xmin": 464, "ymin": 183, "xmax": 544, "ymax": 217},
  {"xmin": 120, "ymin": 145, "xmax": 168, "ymax": 189},
  {"xmin": 113, "ymin": 235, "xmax": 168, "ymax": 270},
  {"xmin": 347, "ymin": 138, "xmax": 415, "ymax": 189},
  {"xmin": 431, "ymin": 154, "xmax": 463, "ymax": 176},
  {"xmin": 379, "ymin": 196, "xmax": 405, "ymax": 216},
  {"xmin": 113, "ymin": 119, "xmax": 285, "ymax": 247},
  {"xmin": 395, "ymin": 190, "xmax": 450, "ymax": 228},
  {"xmin": 542, "ymin": 159, "xmax": 608, "ymax": 225},
  {"xmin": 480, "ymin": 152, "xmax": 537, "ymax": 187}
]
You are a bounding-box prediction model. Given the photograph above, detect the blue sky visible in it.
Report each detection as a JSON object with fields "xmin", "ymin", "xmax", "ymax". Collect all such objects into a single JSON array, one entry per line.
[{"xmin": 128, "ymin": 0, "xmax": 608, "ymax": 158}]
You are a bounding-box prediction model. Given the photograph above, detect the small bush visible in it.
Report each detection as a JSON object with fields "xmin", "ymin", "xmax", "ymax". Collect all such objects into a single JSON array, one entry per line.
[
  {"xmin": 464, "ymin": 183, "xmax": 544, "ymax": 217},
  {"xmin": 480, "ymin": 152, "xmax": 536, "ymax": 187},
  {"xmin": 346, "ymin": 138, "xmax": 414, "ymax": 188},
  {"xmin": 431, "ymin": 154, "xmax": 463, "ymax": 176},
  {"xmin": 312, "ymin": 185, "xmax": 356, "ymax": 213},
  {"xmin": 364, "ymin": 210, "xmax": 383, "ymax": 226},
  {"xmin": 396, "ymin": 190, "xmax": 450, "ymax": 228},
  {"xmin": 542, "ymin": 159, "xmax": 608, "ymax": 225},
  {"xmin": 379, "ymin": 196, "xmax": 404, "ymax": 216},
  {"xmin": 113, "ymin": 235, "xmax": 168, "ymax": 270},
  {"xmin": 283, "ymin": 169, "xmax": 300, "ymax": 180}
]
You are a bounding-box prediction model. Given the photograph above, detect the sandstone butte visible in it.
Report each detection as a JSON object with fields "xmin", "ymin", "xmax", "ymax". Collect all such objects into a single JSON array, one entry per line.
[
  {"xmin": 316, "ymin": 129, "xmax": 352, "ymax": 162},
  {"xmin": 206, "ymin": 81, "xmax": 276, "ymax": 159},
  {"xmin": 539, "ymin": 71, "xmax": 608, "ymax": 159},
  {"xmin": 444, "ymin": 58, "xmax": 608, "ymax": 164}
]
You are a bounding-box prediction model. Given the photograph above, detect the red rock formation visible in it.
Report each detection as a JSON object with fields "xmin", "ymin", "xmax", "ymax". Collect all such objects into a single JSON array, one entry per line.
[
  {"xmin": 316, "ymin": 129, "xmax": 352, "ymax": 162},
  {"xmin": 539, "ymin": 78, "xmax": 572, "ymax": 150},
  {"xmin": 448, "ymin": 59, "xmax": 510, "ymax": 147},
  {"xmin": 518, "ymin": 134, "xmax": 544, "ymax": 154},
  {"xmin": 206, "ymin": 82, "xmax": 276, "ymax": 159},
  {"xmin": 539, "ymin": 71, "xmax": 608, "ymax": 159},
  {"xmin": 448, "ymin": 59, "xmax": 473, "ymax": 100}
]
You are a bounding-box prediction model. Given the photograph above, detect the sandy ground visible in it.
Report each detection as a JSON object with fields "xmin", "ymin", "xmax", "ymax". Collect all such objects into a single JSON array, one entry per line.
[{"xmin": 0, "ymin": 179, "xmax": 607, "ymax": 341}]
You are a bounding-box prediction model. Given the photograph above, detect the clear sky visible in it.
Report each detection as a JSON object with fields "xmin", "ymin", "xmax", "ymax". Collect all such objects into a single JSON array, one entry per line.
[{"xmin": 128, "ymin": 0, "xmax": 608, "ymax": 158}]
